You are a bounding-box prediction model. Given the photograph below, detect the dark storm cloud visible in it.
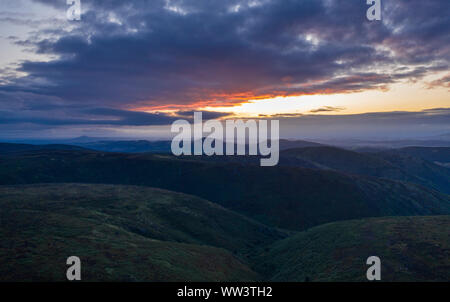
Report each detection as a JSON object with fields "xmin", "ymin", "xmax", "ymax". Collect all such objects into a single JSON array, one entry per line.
[
  {"xmin": 0, "ymin": 0, "xmax": 449, "ymax": 130},
  {"xmin": 0, "ymin": 107, "xmax": 181, "ymax": 126}
]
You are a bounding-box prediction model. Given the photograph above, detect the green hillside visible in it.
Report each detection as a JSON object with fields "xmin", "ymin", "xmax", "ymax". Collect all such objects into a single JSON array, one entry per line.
[
  {"xmin": 253, "ymin": 216, "xmax": 450, "ymax": 282},
  {"xmin": 280, "ymin": 146, "xmax": 450, "ymax": 194},
  {"xmin": 281, "ymin": 146, "xmax": 406, "ymax": 176},
  {"xmin": 0, "ymin": 183, "xmax": 286, "ymax": 281},
  {"xmin": 376, "ymin": 152, "xmax": 450, "ymax": 194},
  {"xmin": 386, "ymin": 147, "xmax": 450, "ymax": 164},
  {"xmin": 2, "ymin": 184, "xmax": 447, "ymax": 281},
  {"xmin": 0, "ymin": 149, "xmax": 449, "ymax": 230}
]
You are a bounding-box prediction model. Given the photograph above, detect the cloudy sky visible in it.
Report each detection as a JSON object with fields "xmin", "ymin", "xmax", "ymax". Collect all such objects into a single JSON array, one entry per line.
[{"xmin": 0, "ymin": 0, "xmax": 449, "ymax": 139}]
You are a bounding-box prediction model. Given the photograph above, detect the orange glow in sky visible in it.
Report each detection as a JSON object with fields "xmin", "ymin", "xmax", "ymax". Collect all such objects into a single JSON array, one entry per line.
[{"xmin": 198, "ymin": 73, "xmax": 450, "ymax": 117}]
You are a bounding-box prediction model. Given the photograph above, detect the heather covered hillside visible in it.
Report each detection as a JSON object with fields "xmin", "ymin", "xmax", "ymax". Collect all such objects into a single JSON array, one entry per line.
[
  {"xmin": 280, "ymin": 146, "xmax": 450, "ymax": 194},
  {"xmin": 252, "ymin": 216, "xmax": 450, "ymax": 282},
  {"xmin": 0, "ymin": 184, "xmax": 282, "ymax": 281},
  {"xmin": 0, "ymin": 184, "xmax": 448, "ymax": 281}
]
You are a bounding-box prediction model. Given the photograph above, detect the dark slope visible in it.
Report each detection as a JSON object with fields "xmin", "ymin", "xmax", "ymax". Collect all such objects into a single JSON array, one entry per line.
[
  {"xmin": 376, "ymin": 152, "xmax": 450, "ymax": 194},
  {"xmin": 381, "ymin": 147, "xmax": 450, "ymax": 166},
  {"xmin": 280, "ymin": 146, "xmax": 450, "ymax": 194},
  {"xmin": 280, "ymin": 146, "xmax": 404, "ymax": 175},
  {"xmin": 252, "ymin": 216, "xmax": 450, "ymax": 282},
  {"xmin": 0, "ymin": 184, "xmax": 284, "ymax": 281},
  {"xmin": 0, "ymin": 150, "xmax": 449, "ymax": 231}
]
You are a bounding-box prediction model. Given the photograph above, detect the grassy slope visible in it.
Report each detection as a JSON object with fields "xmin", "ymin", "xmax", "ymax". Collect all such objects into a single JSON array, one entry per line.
[
  {"xmin": 376, "ymin": 152, "xmax": 450, "ymax": 194},
  {"xmin": 388, "ymin": 147, "xmax": 450, "ymax": 163},
  {"xmin": 252, "ymin": 216, "xmax": 450, "ymax": 282},
  {"xmin": 281, "ymin": 147, "xmax": 450, "ymax": 194},
  {"xmin": 0, "ymin": 183, "xmax": 287, "ymax": 281},
  {"xmin": 281, "ymin": 146, "xmax": 402, "ymax": 176},
  {"xmin": 0, "ymin": 150, "xmax": 449, "ymax": 231}
]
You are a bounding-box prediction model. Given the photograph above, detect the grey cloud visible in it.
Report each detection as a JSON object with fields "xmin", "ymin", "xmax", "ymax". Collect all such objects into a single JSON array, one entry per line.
[
  {"xmin": 0, "ymin": 0, "xmax": 446, "ymax": 134},
  {"xmin": 310, "ymin": 106, "xmax": 346, "ymax": 113}
]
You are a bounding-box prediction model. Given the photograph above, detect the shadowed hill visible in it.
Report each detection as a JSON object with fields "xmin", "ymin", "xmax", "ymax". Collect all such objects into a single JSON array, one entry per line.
[
  {"xmin": 375, "ymin": 152, "xmax": 450, "ymax": 194},
  {"xmin": 0, "ymin": 184, "xmax": 285, "ymax": 281},
  {"xmin": 281, "ymin": 146, "xmax": 402, "ymax": 175},
  {"xmin": 280, "ymin": 146, "xmax": 450, "ymax": 194},
  {"xmin": 0, "ymin": 149, "xmax": 449, "ymax": 231},
  {"xmin": 381, "ymin": 147, "xmax": 450, "ymax": 166},
  {"xmin": 252, "ymin": 216, "xmax": 450, "ymax": 281}
]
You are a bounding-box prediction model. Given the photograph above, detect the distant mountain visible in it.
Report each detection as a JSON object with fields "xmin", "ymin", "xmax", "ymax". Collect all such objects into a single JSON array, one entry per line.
[
  {"xmin": 280, "ymin": 146, "xmax": 450, "ymax": 194},
  {"xmin": 0, "ymin": 136, "xmax": 117, "ymax": 145},
  {"xmin": 253, "ymin": 216, "xmax": 450, "ymax": 281},
  {"xmin": 383, "ymin": 147, "xmax": 450, "ymax": 165},
  {"xmin": 76, "ymin": 139, "xmax": 323, "ymax": 154},
  {"xmin": 0, "ymin": 138, "xmax": 324, "ymax": 154},
  {"xmin": 0, "ymin": 184, "xmax": 286, "ymax": 281},
  {"xmin": 60, "ymin": 136, "xmax": 112, "ymax": 144},
  {"xmin": 1, "ymin": 148, "xmax": 449, "ymax": 231},
  {"xmin": 77, "ymin": 140, "xmax": 173, "ymax": 153},
  {"xmin": 0, "ymin": 143, "xmax": 89, "ymax": 154}
]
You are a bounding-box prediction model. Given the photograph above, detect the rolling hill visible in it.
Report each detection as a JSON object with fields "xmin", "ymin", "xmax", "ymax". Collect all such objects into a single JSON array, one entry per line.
[
  {"xmin": 375, "ymin": 151, "xmax": 450, "ymax": 194},
  {"xmin": 381, "ymin": 147, "xmax": 450, "ymax": 167},
  {"xmin": 0, "ymin": 183, "xmax": 286, "ymax": 281},
  {"xmin": 280, "ymin": 146, "xmax": 450, "ymax": 194},
  {"xmin": 252, "ymin": 216, "xmax": 450, "ymax": 282},
  {"xmin": 2, "ymin": 184, "xmax": 448, "ymax": 281},
  {"xmin": 0, "ymin": 148, "xmax": 449, "ymax": 231},
  {"xmin": 280, "ymin": 146, "xmax": 404, "ymax": 175}
]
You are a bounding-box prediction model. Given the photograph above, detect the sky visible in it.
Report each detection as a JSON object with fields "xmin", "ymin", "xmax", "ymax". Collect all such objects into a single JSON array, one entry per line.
[{"xmin": 0, "ymin": 0, "xmax": 449, "ymax": 140}]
